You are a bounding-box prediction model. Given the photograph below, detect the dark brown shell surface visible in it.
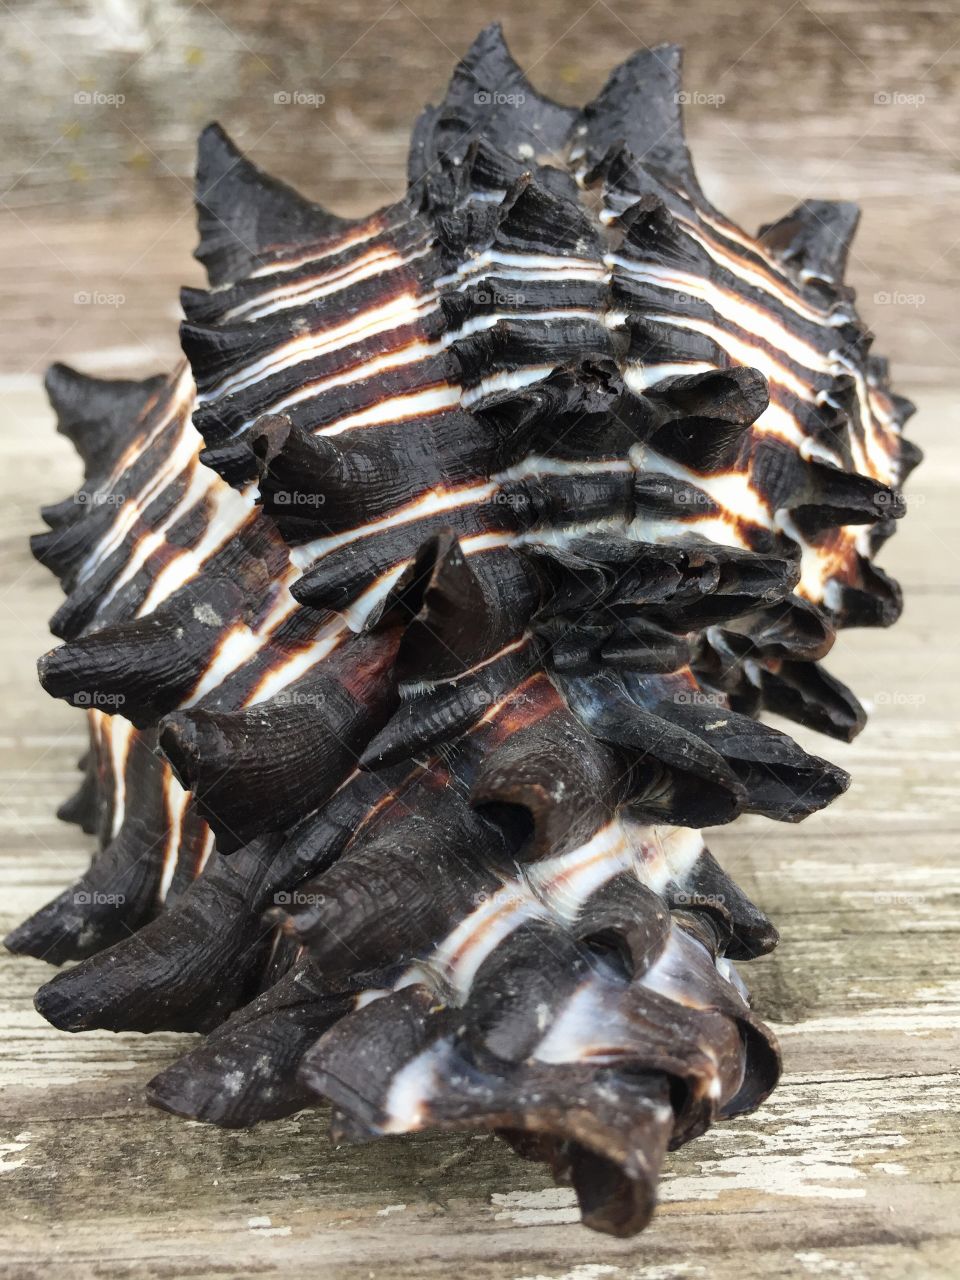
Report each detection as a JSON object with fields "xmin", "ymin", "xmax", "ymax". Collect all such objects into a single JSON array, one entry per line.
[{"xmin": 7, "ymin": 25, "xmax": 917, "ymax": 1237}]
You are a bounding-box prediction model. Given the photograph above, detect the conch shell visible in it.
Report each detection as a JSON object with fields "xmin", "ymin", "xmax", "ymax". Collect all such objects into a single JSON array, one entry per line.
[{"xmin": 7, "ymin": 25, "xmax": 916, "ymax": 1236}]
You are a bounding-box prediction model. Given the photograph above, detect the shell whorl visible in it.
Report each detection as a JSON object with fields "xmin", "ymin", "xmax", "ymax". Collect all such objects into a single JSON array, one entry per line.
[{"xmin": 8, "ymin": 25, "xmax": 916, "ymax": 1237}]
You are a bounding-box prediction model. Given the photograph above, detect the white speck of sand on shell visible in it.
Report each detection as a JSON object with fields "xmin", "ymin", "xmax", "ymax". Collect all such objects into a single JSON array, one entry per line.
[
  {"xmin": 223, "ymin": 1070, "xmax": 246, "ymax": 1095},
  {"xmin": 193, "ymin": 602, "xmax": 222, "ymax": 627}
]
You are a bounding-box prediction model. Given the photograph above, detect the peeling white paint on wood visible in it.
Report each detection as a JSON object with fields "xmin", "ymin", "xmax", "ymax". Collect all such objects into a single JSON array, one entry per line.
[
  {"xmin": 247, "ymin": 1215, "xmax": 292, "ymax": 1238},
  {"xmin": 492, "ymin": 1188, "xmax": 580, "ymax": 1226},
  {"xmin": 512, "ymin": 1265, "xmax": 620, "ymax": 1280},
  {"xmin": 0, "ymin": 1133, "xmax": 30, "ymax": 1174}
]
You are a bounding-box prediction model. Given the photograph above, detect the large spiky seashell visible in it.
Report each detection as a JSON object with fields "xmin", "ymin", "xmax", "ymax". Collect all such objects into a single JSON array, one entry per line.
[{"xmin": 8, "ymin": 25, "xmax": 917, "ymax": 1237}]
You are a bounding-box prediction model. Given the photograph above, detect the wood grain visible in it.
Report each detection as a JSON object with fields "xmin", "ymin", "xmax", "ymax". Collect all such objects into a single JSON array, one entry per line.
[{"xmin": 1, "ymin": 1, "xmax": 959, "ymax": 1275}]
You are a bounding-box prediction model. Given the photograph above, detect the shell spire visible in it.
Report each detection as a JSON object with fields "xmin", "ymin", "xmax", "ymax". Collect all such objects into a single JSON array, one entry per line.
[{"xmin": 8, "ymin": 26, "xmax": 916, "ymax": 1238}]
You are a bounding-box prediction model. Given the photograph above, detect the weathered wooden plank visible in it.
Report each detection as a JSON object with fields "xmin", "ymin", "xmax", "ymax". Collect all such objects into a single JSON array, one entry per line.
[
  {"xmin": 3, "ymin": 1066, "xmax": 959, "ymax": 1279},
  {"xmin": 2, "ymin": 0, "xmax": 959, "ymax": 1261}
]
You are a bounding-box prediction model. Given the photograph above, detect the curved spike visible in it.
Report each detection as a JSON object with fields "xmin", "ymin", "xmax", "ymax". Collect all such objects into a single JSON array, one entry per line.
[
  {"xmin": 37, "ymin": 577, "xmax": 248, "ymax": 727},
  {"xmin": 494, "ymin": 175, "xmax": 601, "ymax": 256},
  {"xmin": 44, "ymin": 363, "xmax": 165, "ymax": 480},
  {"xmin": 830, "ymin": 559, "xmax": 903, "ymax": 628},
  {"xmin": 379, "ymin": 534, "xmax": 534, "ymax": 680},
  {"xmin": 754, "ymin": 658, "xmax": 867, "ymax": 743},
  {"xmin": 158, "ymin": 630, "xmax": 400, "ymax": 851},
  {"xmin": 578, "ymin": 45, "xmax": 698, "ymax": 195},
  {"xmin": 147, "ymin": 963, "xmax": 355, "ymax": 1127},
  {"xmin": 616, "ymin": 192, "xmax": 712, "ymax": 273},
  {"xmin": 280, "ymin": 796, "xmax": 505, "ymax": 977},
  {"xmin": 252, "ymin": 416, "xmax": 482, "ymax": 547},
  {"xmin": 564, "ymin": 674, "xmax": 747, "ymax": 827},
  {"xmin": 758, "ymin": 199, "xmax": 861, "ymax": 286},
  {"xmin": 194, "ymin": 122, "xmax": 352, "ymax": 287},
  {"xmin": 361, "ymin": 643, "xmax": 534, "ymax": 770},
  {"xmin": 408, "ymin": 22, "xmax": 577, "ymax": 188},
  {"xmin": 644, "ymin": 366, "xmax": 769, "ymax": 472},
  {"xmin": 662, "ymin": 692, "xmax": 850, "ymax": 821},
  {"xmin": 4, "ymin": 739, "xmax": 181, "ymax": 962},
  {"xmin": 573, "ymin": 874, "xmax": 673, "ymax": 976},
  {"xmin": 672, "ymin": 845, "xmax": 778, "ymax": 960},
  {"xmin": 470, "ymin": 698, "xmax": 625, "ymax": 858},
  {"xmin": 723, "ymin": 597, "xmax": 835, "ymax": 663},
  {"xmin": 33, "ymin": 840, "xmax": 281, "ymax": 1033},
  {"xmin": 790, "ymin": 460, "xmax": 903, "ymax": 534},
  {"xmin": 45, "ymin": 363, "xmax": 166, "ymax": 481}
]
